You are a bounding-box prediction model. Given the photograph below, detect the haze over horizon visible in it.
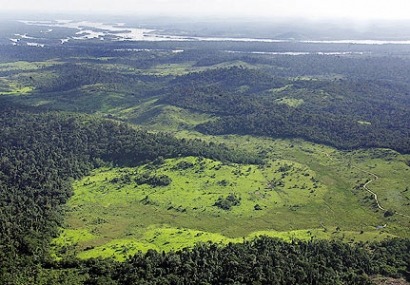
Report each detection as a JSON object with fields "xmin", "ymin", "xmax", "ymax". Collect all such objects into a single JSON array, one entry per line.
[{"xmin": 1, "ymin": 0, "xmax": 410, "ymax": 22}]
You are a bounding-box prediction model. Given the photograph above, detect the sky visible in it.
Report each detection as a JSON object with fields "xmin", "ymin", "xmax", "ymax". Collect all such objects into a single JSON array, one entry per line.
[{"xmin": 1, "ymin": 0, "xmax": 410, "ymax": 21}]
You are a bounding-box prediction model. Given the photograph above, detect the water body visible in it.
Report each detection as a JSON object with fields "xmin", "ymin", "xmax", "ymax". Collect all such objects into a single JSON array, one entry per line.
[
  {"xmin": 229, "ymin": 51, "xmax": 368, "ymax": 55},
  {"xmin": 26, "ymin": 42, "xmax": 45, "ymax": 47},
  {"xmin": 20, "ymin": 20, "xmax": 155, "ymax": 42},
  {"xmin": 17, "ymin": 20, "xmax": 410, "ymax": 46}
]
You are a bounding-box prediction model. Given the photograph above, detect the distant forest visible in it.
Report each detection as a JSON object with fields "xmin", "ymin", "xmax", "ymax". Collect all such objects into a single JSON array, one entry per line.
[
  {"xmin": 2, "ymin": 44, "xmax": 410, "ymax": 153},
  {"xmin": 166, "ymin": 65, "xmax": 410, "ymax": 152}
]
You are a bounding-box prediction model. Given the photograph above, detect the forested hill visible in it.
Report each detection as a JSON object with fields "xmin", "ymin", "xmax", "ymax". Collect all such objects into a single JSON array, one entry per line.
[
  {"xmin": 0, "ymin": 107, "xmax": 258, "ymax": 283},
  {"xmin": 160, "ymin": 66, "xmax": 410, "ymax": 153},
  {"xmin": 2, "ymin": 44, "xmax": 410, "ymax": 153}
]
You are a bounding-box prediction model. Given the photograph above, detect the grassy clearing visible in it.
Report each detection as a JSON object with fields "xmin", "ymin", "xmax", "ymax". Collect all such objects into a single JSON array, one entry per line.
[
  {"xmin": 350, "ymin": 149, "xmax": 410, "ymax": 234},
  {"xmin": 209, "ymin": 60, "xmax": 257, "ymax": 69},
  {"xmin": 54, "ymin": 225, "xmax": 393, "ymax": 261},
  {"xmin": 275, "ymin": 97, "xmax": 304, "ymax": 107},
  {"xmin": 358, "ymin": 120, "xmax": 372, "ymax": 125},
  {"xmin": 52, "ymin": 136, "xmax": 408, "ymax": 260},
  {"xmin": 269, "ymin": 85, "xmax": 292, "ymax": 93},
  {"xmin": 0, "ymin": 78, "xmax": 33, "ymax": 95},
  {"xmin": 115, "ymin": 100, "xmax": 216, "ymax": 131},
  {"xmin": 60, "ymin": 225, "xmax": 393, "ymax": 261},
  {"xmin": 139, "ymin": 60, "xmax": 257, "ymax": 76},
  {"xmin": 0, "ymin": 60, "xmax": 60, "ymax": 72},
  {"xmin": 11, "ymin": 82, "xmax": 142, "ymax": 114},
  {"xmin": 144, "ymin": 63, "xmax": 196, "ymax": 76},
  {"xmin": 174, "ymin": 132, "xmax": 410, "ymax": 231}
]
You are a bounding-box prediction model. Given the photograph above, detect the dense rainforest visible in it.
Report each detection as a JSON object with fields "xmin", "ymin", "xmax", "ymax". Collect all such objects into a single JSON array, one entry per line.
[
  {"xmin": 46, "ymin": 237, "xmax": 410, "ymax": 284},
  {"xmin": 162, "ymin": 66, "xmax": 410, "ymax": 152},
  {"xmin": 2, "ymin": 44, "xmax": 410, "ymax": 153},
  {"xmin": 1, "ymin": 30, "xmax": 410, "ymax": 284},
  {"xmin": 0, "ymin": 106, "xmax": 257, "ymax": 283}
]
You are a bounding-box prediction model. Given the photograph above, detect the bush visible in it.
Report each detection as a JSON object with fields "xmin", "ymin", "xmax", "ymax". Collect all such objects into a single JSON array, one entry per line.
[{"xmin": 214, "ymin": 193, "xmax": 241, "ymax": 210}]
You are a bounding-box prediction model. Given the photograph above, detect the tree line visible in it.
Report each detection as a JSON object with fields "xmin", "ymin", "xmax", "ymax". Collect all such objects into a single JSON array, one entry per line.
[{"xmin": 36, "ymin": 236, "xmax": 410, "ymax": 284}]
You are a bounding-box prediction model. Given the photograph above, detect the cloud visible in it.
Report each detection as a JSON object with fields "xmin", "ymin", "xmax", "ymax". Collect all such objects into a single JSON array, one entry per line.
[{"xmin": 1, "ymin": 0, "xmax": 410, "ymax": 20}]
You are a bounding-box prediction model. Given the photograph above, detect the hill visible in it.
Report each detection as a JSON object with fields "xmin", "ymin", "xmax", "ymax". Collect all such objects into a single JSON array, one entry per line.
[{"xmin": 1, "ymin": 45, "xmax": 410, "ymax": 153}]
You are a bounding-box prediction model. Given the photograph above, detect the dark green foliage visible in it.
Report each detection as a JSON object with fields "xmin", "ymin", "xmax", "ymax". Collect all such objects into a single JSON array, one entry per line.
[
  {"xmin": 173, "ymin": 161, "xmax": 195, "ymax": 170},
  {"xmin": 74, "ymin": 237, "xmax": 410, "ymax": 285},
  {"xmin": 254, "ymin": 204, "xmax": 262, "ymax": 210},
  {"xmin": 3, "ymin": 44, "xmax": 410, "ymax": 153},
  {"xmin": 157, "ymin": 65, "xmax": 410, "ymax": 153},
  {"xmin": 214, "ymin": 193, "xmax": 241, "ymax": 210},
  {"xmin": 216, "ymin": 179, "xmax": 229, "ymax": 186},
  {"xmin": 135, "ymin": 173, "xmax": 172, "ymax": 187},
  {"xmin": 140, "ymin": 195, "xmax": 157, "ymax": 206},
  {"xmin": 170, "ymin": 66, "xmax": 282, "ymax": 94},
  {"xmin": 384, "ymin": 209, "xmax": 395, "ymax": 217}
]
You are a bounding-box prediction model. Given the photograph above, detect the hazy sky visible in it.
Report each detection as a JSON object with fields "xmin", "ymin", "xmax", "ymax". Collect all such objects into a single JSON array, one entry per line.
[{"xmin": 2, "ymin": 0, "xmax": 410, "ymax": 20}]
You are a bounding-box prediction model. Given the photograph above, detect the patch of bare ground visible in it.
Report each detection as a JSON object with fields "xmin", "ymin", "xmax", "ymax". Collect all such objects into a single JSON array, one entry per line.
[{"xmin": 372, "ymin": 276, "xmax": 410, "ymax": 285}]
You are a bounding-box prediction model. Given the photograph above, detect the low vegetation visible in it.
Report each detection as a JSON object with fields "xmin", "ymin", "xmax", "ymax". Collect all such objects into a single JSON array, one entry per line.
[{"xmin": 52, "ymin": 141, "xmax": 409, "ymax": 261}]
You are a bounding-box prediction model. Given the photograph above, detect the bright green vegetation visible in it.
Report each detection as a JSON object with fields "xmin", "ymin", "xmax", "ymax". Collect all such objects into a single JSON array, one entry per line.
[
  {"xmin": 142, "ymin": 60, "xmax": 256, "ymax": 76},
  {"xmin": 53, "ymin": 136, "xmax": 408, "ymax": 260},
  {"xmin": 352, "ymin": 149, "xmax": 410, "ymax": 216},
  {"xmin": 0, "ymin": 60, "xmax": 60, "ymax": 72},
  {"xmin": 121, "ymin": 103, "xmax": 216, "ymax": 131},
  {"xmin": 54, "ymin": 155, "xmax": 326, "ymax": 259},
  {"xmin": 0, "ymin": 78, "xmax": 33, "ymax": 95},
  {"xmin": 209, "ymin": 135, "xmax": 410, "ymax": 230},
  {"xmin": 144, "ymin": 63, "xmax": 196, "ymax": 76},
  {"xmin": 55, "ymin": 225, "xmax": 394, "ymax": 262},
  {"xmin": 358, "ymin": 120, "xmax": 372, "ymax": 125},
  {"xmin": 275, "ymin": 97, "xmax": 304, "ymax": 107}
]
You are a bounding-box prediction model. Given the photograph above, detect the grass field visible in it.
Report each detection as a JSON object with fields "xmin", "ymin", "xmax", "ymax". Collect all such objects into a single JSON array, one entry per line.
[
  {"xmin": 0, "ymin": 60, "xmax": 60, "ymax": 72},
  {"xmin": 275, "ymin": 97, "xmax": 304, "ymax": 107},
  {"xmin": 51, "ymin": 137, "xmax": 409, "ymax": 261},
  {"xmin": 0, "ymin": 78, "xmax": 33, "ymax": 95}
]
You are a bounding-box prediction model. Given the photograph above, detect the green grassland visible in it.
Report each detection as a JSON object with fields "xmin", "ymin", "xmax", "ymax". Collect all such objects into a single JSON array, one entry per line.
[
  {"xmin": 275, "ymin": 97, "xmax": 304, "ymax": 107},
  {"xmin": 52, "ymin": 137, "xmax": 408, "ymax": 261},
  {"xmin": 0, "ymin": 78, "xmax": 33, "ymax": 95},
  {"xmin": 0, "ymin": 60, "xmax": 60, "ymax": 72},
  {"xmin": 141, "ymin": 60, "xmax": 256, "ymax": 76}
]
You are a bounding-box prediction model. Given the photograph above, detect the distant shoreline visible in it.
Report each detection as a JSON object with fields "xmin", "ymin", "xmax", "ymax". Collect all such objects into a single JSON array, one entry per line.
[{"xmin": 16, "ymin": 19, "xmax": 410, "ymax": 45}]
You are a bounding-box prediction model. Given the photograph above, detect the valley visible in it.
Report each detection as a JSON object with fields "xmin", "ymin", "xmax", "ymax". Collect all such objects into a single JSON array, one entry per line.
[{"xmin": 0, "ymin": 19, "xmax": 409, "ymax": 283}]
